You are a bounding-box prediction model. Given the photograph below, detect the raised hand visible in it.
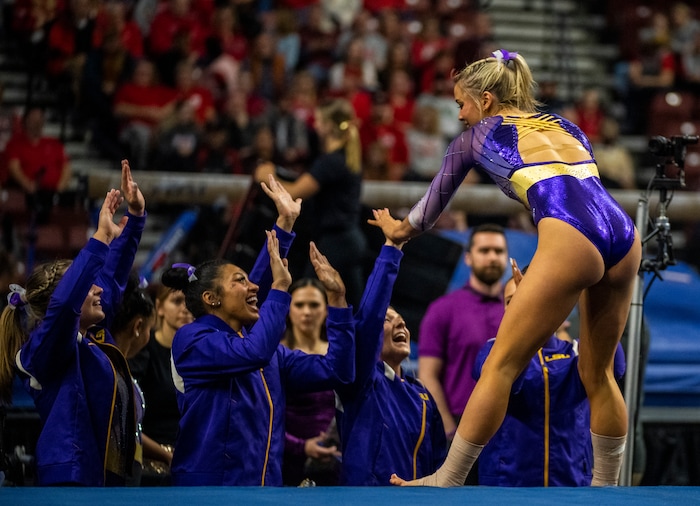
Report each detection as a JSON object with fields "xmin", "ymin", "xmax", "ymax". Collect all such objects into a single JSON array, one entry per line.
[
  {"xmin": 371, "ymin": 208, "xmax": 409, "ymax": 250},
  {"xmin": 266, "ymin": 229, "xmax": 292, "ymax": 292},
  {"xmin": 92, "ymin": 189, "xmax": 125, "ymax": 245},
  {"xmin": 510, "ymin": 257, "xmax": 523, "ymax": 286},
  {"xmin": 367, "ymin": 208, "xmax": 415, "ymax": 244},
  {"xmin": 120, "ymin": 159, "xmax": 145, "ymax": 216},
  {"xmin": 260, "ymin": 174, "xmax": 301, "ymax": 232},
  {"xmin": 309, "ymin": 241, "xmax": 347, "ymax": 308}
]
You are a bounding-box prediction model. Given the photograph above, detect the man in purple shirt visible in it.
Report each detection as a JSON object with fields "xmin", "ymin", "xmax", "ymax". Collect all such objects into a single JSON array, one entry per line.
[{"xmin": 418, "ymin": 224, "xmax": 508, "ymax": 450}]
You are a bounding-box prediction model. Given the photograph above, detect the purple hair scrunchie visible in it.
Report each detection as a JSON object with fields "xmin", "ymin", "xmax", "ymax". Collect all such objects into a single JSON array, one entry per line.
[
  {"xmin": 492, "ymin": 49, "xmax": 519, "ymax": 64},
  {"xmin": 7, "ymin": 284, "xmax": 27, "ymax": 310},
  {"xmin": 172, "ymin": 263, "xmax": 198, "ymax": 282}
]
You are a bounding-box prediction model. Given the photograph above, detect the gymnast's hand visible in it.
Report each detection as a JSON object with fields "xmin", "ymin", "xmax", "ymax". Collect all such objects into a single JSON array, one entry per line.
[
  {"xmin": 121, "ymin": 159, "xmax": 145, "ymax": 217},
  {"xmin": 368, "ymin": 208, "xmax": 417, "ymax": 244},
  {"xmin": 267, "ymin": 229, "xmax": 292, "ymax": 292},
  {"xmin": 310, "ymin": 242, "xmax": 347, "ymax": 308},
  {"xmin": 510, "ymin": 257, "xmax": 523, "ymax": 286},
  {"xmin": 93, "ymin": 189, "xmax": 124, "ymax": 245},
  {"xmin": 260, "ymin": 174, "xmax": 301, "ymax": 232}
]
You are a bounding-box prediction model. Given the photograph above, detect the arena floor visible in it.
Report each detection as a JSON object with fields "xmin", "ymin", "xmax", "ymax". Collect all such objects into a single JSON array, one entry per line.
[{"xmin": 2, "ymin": 485, "xmax": 699, "ymax": 505}]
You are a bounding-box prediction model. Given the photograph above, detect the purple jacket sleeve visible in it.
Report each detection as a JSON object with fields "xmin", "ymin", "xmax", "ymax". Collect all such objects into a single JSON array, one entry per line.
[
  {"xmin": 281, "ymin": 306, "xmax": 355, "ymax": 391},
  {"xmin": 17, "ymin": 239, "xmax": 109, "ymax": 382},
  {"xmin": 352, "ymin": 245, "xmax": 403, "ymax": 387},
  {"xmin": 248, "ymin": 224, "xmax": 295, "ymax": 305},
  {"xmin": 97, "ymin": 211, "xmax": 146, "ymax": 327},
  {"xmin": 173, "ymin": 290, "xmax": 291, "ymax": 379}
]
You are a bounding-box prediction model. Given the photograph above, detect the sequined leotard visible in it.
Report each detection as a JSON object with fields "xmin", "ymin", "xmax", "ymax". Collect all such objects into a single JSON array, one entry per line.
[{"xmin": 407, "ymin": 113, "xmax": 635, "ymax": 268}]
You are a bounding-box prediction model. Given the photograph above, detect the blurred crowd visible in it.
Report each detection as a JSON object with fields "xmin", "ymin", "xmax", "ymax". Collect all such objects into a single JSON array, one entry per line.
[
  {"xmin": 1, "ymin": 0, "xmax": 699, "ymax": 279},
  {"xmin": 1, "ymin": 0, "xmax": 502, "ymax": 183}
]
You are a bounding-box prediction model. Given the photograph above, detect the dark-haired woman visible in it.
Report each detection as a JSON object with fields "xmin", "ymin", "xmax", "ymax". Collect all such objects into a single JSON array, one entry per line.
[
  {"xmin": 111, "ymin": 270, "xmax": 157, "ymax": 486},
  {"xmin": 163, "ymin": 177, "xmax": 355, "ymax": 486},
  {"xmin": 127, "ymin": 283, "xmax": 193, "ymax": 485}
]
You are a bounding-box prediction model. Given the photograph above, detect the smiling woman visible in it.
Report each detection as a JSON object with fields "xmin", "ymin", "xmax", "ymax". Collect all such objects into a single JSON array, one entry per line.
[
  {"xmin": 159, "ymin": 176, "xmax": 356, "ymax": 487},
  {"xmin": 0, "ymin": 159, "xmax": 147, "ymax": 486},
  {"xmin": 334, "ymin": 223, "xmax": 447, "ymax": 486}
]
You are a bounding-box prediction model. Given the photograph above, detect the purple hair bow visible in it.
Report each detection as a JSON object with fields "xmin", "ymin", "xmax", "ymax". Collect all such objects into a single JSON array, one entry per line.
[
  {"xmin": 172, "ymin": 263, "xmax": 198, "ymax": 282},
  {"xmin": 7, "ymin": 284, "xmax": 27, "ymax": 310},
  {"xmin": 492, "ymin": 49, "xmax": 519, "ymax": 64}
]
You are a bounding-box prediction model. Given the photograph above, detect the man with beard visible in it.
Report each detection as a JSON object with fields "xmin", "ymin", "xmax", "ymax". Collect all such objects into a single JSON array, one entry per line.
[{"xmin": 417, "ymin": 223, "xmax": 508, "ymax": 484}]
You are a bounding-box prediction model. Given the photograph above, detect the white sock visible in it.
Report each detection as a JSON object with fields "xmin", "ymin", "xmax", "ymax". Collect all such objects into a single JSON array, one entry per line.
[
  {"xmin": 410, "ymin": 433, "xmax": 483, "ymax": 487},
  {"xmin": 591, "ymin": 431, "xmax": 626, "ymax": 486}
]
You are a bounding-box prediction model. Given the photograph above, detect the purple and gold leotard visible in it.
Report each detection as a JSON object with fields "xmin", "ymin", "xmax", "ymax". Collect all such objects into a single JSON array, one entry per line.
[{"xmin": 407, "ymin": 113, "xmax": 635, "ymax": 268}]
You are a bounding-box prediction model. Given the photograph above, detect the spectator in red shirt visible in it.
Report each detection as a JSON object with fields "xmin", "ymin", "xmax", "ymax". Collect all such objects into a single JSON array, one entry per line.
[
  {"xmin": 174, "ymin": 60, "xmax": 216, "ymax": 127},
  {"xmin": 113, "ymin": 58, "xmax": 177, "ymax": 168},
  {"xmin": 6, "ymin": 107, "xmax": 72, "ymax": 224},
  {"xmin": 568, "ymin": 88, "xmax": 607, "ymax": 144},
  {"xmin": 411, "ymin": 14, "xmax": 450, "ymax": 79},
  {"xmin": 11, "ymin": 0, "xmax": 62, "ymax": 74},
  {"xmin": 6, "ymin": 107, "xmax": 71, "ymax": 195},
  {"xmin": 363, "ymin": 0, "xmax": 403, "ymax": 14},
  {"xmin": 360, "ymin": 93, "xmax": 408, "ymax": 181},
  {"xmin": 45, "ymin": 0, "xmax": 99, "ymax": 81},
  {"xmin": 386, "ymin": 68, "xmax": 416, "ymax": 132},
  {"xmin": 204, "ymin": 4, "xmax": 248, "ymax": 63},
  {"xmin": 46, "ymin": 0, "xmax": 101, "ymax": 136},
  {"xmin": 328, "ymin": 36, "xmax": 380, "ymax": 95},
  {"xmin": 147, "ymin": 0, "xmax": 208, "ymax": 58},
  {"xmin": 94, "ymin": 1, "xmax": 144, "ymax": 59}
]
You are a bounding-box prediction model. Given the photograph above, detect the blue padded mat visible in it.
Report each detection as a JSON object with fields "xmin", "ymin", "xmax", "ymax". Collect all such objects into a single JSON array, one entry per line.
[{"xmin": 1, "ymin": 485, "xmax": 699, "ymax": 506}]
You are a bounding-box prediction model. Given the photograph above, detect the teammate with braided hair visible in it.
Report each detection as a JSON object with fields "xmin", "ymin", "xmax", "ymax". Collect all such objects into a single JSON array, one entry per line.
[{"xmin": 0, "ymin": 159, "xmax": 147, "ymax": 486}]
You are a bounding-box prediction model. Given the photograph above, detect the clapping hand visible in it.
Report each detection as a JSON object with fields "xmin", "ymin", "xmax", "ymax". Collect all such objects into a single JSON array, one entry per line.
[
  {"xmin": 267, "ymin": 229, "xmax": 292, "ymax": 292},
  {"xmin": 510, "ymin": 257, "xmax": 523, "ymax": 286},
  {"xmin": 120, "ymin": 159, "xmax": 145, "ymax": 217},
  {"xmin": 93, "ymin": 189, "xmax": 124, "ymax": 245},
  {"xmin": 309, "ymin": 242, "xmax": 347, "ymax": 308},
  {"xmin": 260, "ymin": 174, "xmax": 301, "ymax": 232}
]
